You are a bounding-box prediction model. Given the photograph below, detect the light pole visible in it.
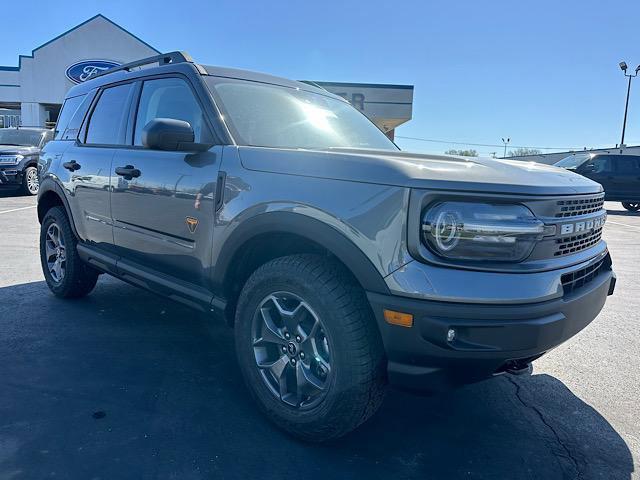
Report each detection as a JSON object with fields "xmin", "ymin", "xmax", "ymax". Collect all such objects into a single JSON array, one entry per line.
[
  {"xmin": 501, "ymin": 137, "xmax": 510, "ymax": 158},
  {"xmin": 619, "ymin": 61, "xmax": 640, "ymax": 147}
]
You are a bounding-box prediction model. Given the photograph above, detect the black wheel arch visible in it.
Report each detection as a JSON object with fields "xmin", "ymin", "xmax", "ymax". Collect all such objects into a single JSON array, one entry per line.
[
  {"xmin": 37, "ymin": 178, "xmax": 79, "ymax": 238},
  {"xmin": 213, "ymin": 211, "xmax": 391, "ymax": 300}
]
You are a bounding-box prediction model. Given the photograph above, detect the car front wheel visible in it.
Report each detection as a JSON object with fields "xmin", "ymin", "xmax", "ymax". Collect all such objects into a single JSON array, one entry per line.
[
  {"xmin": 622, "ymin": 202, "xmax": 640, "ymax": 212},
  {"xmin": 21, "ymin": 166, "xmax": 39, "ymax": 195},
  {"xmin": 235, "ymin": 254, "xmax": 386, "ymax": 442}
]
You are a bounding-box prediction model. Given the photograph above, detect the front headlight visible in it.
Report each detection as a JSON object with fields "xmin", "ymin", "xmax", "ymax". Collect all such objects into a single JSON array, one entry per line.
[
  {"xmin": 421, "ymin": 202, "xmax": 546, "ymax": 262},
  {"xmin": 0, "ymin": 155, "xmax": 24, "ymax": 165}
]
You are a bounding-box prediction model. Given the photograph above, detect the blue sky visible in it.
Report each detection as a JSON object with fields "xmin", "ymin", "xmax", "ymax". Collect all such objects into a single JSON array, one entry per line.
[{"xmin": 2, "ymin": 0, "xmax": 640, "ymax": 155}]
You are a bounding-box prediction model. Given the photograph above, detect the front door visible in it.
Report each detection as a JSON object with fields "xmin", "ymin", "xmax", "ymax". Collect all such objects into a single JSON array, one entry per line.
[
  {"xmin": 109, "ymin": 76, "xmax": 220, "ymax": 288},
  {"xmin": 578, "ymin": 155, "xmax": 614, "ymax": 196}
]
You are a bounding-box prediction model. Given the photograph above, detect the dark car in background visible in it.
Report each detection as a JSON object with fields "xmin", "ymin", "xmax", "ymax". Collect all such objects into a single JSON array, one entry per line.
[
  {"xmin": 0, "ymin": 127, "xmax": 54, "ymax": 195},
  {"xmin": 555, "ymin": 153, "xmax": 640, "ymax": 211}
]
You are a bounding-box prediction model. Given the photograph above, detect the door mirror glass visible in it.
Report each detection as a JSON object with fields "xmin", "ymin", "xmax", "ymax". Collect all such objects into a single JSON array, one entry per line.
[{"xmin": 142, "ymin": 118, "xmax": 195, "ymax": 151}]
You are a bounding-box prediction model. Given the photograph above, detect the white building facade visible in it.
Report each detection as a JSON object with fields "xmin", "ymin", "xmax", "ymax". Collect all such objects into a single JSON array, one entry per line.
[{"xmin": 0, "ymin": 15, "xmax": 413, "ymax": 137}]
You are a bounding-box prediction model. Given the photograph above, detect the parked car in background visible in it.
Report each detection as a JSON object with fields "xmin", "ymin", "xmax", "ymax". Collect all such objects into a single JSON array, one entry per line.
[
  {"xmin": 555, "ymin": 153, "xmax": 640, "ymax": 211},
  {"xmin": 0, "ymin": 127, "xmax": 53, "ymax": 195}
]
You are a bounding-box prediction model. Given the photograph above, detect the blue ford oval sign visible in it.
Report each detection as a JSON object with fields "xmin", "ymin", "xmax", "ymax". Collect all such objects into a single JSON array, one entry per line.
[{"xmin": 65, "ymin": 60, "xmax": 121, "ymax": 84}]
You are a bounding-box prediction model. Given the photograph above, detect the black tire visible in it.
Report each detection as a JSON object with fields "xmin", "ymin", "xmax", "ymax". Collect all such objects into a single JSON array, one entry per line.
[
  {"xmin": 40, "ymin": 206, "xmax": 99, "ymax": 298},
  {"xmin": 235, "ymin": 254, "xmax": 386, "ymax": 442},
  {"xmin": 622, "ymin": 202, "xmax": 640, "ymax": 212},
  {"xmin": 20, "ymin": 166, "xmax": 39, "ymax": 195}
]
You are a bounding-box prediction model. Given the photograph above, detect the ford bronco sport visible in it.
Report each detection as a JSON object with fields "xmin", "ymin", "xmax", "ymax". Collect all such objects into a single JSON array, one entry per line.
[{"xmin": 37, "ymin": 52, "xmax": 616, "ymax": 441}]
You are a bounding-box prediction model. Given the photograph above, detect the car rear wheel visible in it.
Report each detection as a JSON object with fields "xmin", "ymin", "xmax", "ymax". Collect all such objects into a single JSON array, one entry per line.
[
  {"xmin": 235, "ymin": 254, "xmax": 386, "ymax": 442},
  {"xmin": 40, "ymin": 206, "xmax": 99, "ymax": 298},
  {"xmin": 21, "ymin": 166, "xmax": 39, "ymax": 195},
  {"xmin": 622, "ymin": 202, "xmax": 640, "ymax": 212}
]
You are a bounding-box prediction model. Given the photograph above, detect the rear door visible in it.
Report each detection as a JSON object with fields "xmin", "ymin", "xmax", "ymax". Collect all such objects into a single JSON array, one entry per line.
[
  {"xmin": 110, "ymin": 75, "xmax": 221, "ymax": 289},
  {"xmin": 59, "ymin": 83, "xmax": 135, "ymax": 248},
  {"xmin": 610, "ymin": 155, "xmax": 640, "ymax": 201}
]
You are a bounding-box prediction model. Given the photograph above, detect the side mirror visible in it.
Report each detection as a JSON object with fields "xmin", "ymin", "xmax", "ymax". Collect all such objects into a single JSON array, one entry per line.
[{"xmin": 142, "ymin": 118, "xmax": 199, "ymax": 151}]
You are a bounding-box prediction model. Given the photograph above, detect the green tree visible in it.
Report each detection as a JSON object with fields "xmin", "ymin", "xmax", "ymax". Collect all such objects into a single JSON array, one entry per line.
[
  {"xmin": 444, "ymin": 149, "xmax": 478, "ymax": 157},
  {"xmin": 507, "ymin": 148, "xmax": 542, "ymax": 157}
]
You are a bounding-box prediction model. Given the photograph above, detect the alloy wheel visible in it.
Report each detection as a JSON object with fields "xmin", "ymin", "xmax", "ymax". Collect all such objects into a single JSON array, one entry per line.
[
  {"xmin": 252, "ymin": 292, "xmax": 331, "ymax": 409},
  {"xmin": 45, "ymin": 223, "xmax": 66, "ymax": 283},
  {"xmin": 26, "ymin": 168, "xmax": 39, "ymax": 194}
]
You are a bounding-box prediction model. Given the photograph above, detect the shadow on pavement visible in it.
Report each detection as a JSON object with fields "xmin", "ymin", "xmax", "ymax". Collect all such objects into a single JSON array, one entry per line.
[
  {"xmin": 0, "ymin": 278, "xmax": 634, "ymax": 479},
  {"xmin": 607, "ymin": 208, "xmax": 640, "ymax": 217}
]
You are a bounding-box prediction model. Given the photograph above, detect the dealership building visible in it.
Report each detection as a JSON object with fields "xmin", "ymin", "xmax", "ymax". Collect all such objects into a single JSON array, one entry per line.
[{"xmin": 0, "ymin": 14, "xmax": 413, "ymax": 138}]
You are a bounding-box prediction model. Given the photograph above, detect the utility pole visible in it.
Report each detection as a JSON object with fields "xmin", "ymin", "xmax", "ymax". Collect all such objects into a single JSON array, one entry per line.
[
  {"xmin": 618, "ymin": 61, "xmax": 639, "ymax": 147},
  {"xmin": 501, "ymin": 138, "xmax": 510, "ymax": 158}
]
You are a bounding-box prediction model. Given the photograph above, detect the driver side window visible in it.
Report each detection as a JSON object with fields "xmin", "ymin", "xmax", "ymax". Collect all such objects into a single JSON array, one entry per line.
[
  {"xmin": 133, "ymin": 77, "xmax": 213, "ymax": 146},
  {"xmin": 583, "ymin": 156, "xmax": 612, "ymax": 174}
]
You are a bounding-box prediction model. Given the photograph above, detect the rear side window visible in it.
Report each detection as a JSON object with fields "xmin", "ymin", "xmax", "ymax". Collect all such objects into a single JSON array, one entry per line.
[
  {"xmin": 133, "ymin": 77, "xmax": 212, "ymax": 145},
  {"xmin": 54, "ymin": 94, "xmax": 85, "ymax": 140},
  {"xmin": 85, "ymin": 83, "xmax": 134, "ymax": 145},
  {"xmin": 614, "ymin": 156, "xmax": 640, "ymax": 174}
]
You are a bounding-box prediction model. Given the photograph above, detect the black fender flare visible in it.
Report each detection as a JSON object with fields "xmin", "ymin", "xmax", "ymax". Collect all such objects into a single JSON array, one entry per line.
[
  {"xmin": 37, "ymin": 177, "xmax": 79, "ymax": 238},
  {"xmin": 212, "ymin": 211, "xmax": 390, "ymax": 295}
]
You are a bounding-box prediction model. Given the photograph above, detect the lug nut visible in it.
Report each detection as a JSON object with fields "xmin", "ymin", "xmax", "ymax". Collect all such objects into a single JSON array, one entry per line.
[
  {"xmin": 447, "ymin": 328, "xmax": 456, "ymax": 342},
  {"xmin": 299, "ymin": 352, "xmax": 305, "ymax": 359},
  {"xmin": 282, "ymin": 346, "xmax": 287, "ymax": 353},
  {"xmin": 295, "ymin": 335, "xmax": 301, "ymax": 343},
  {"xmin": 284, "ymin": 332, "xmax": 290, "ymax": 339},
  {"xmin": 290, "ymin": 358, "xmax": 296, "ymax": 365}
]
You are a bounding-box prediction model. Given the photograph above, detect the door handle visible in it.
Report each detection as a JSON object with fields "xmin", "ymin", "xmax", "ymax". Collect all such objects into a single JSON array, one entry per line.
[
  {"xmin": 63, "ymin": 160, "xmax": 81, "ymax": 171},
  {"xmin": 115, "ymin": 165, "xmax": 141, "ymax": 179}
]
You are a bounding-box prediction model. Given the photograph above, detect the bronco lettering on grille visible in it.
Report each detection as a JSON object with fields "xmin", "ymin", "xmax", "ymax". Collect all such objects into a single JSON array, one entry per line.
[{"xmin": 559, "ymin": 214, "xmax": 606, "ymax": 235}]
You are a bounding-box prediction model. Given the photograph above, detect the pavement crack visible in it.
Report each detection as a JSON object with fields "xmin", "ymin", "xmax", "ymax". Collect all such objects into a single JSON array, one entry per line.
[{"xmin": 506, "ymin": 376, "xmax": 583, "ymax": 479}]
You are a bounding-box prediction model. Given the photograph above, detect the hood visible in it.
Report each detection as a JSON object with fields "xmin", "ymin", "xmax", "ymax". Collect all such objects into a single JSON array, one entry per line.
[
  {"xmin": 238, "ymin": 147, "xmax": 603, "ymax": 196},
  {"xmin": 0, "ymin": 145, "xmax": 40, "ymax": 156}
]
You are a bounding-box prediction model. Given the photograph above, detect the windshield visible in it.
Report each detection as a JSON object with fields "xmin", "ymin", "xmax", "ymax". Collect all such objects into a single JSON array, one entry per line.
[
  {"xmin": 555, "ymin": 153, "xmax": 591, "ymax": 169},
  {"xmin": 0, "ymin": 129, "xmax": 47, "ymax": 147},
  {"xmin": 205, "ymin": 77, "xmax": 398, "ymax": 151}
]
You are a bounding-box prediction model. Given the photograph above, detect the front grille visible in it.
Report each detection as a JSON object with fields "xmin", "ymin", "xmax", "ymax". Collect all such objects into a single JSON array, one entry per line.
[
  {"xmin": 561, "ymin": 257, "xmax": 608, "ymax": 295},
  {"xmin": 554, "ymin": 226, "xmax": 603, "ymax": 256},
  {"xmin": 555, "ymin": 194, "xmax": 605, "ymax": 218}
]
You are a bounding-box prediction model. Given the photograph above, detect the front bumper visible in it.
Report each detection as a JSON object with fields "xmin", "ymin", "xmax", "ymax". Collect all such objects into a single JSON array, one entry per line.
[
  {"xmin": 0, "ymin": 165, "xmax": 23, "ymax": 187},
  {"xmin": 368, "ymin": 257, "xmax": 616, "ymax": 392}
]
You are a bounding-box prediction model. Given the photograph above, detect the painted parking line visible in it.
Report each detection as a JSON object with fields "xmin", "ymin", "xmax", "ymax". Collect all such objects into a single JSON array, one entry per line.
[
  {"xmin": 607, "ymin": 220, "xmax": 640, "ymax": 231},
  {"xmin": 0, "ymin": 205, "xmax": 36, "ymax": 215}
]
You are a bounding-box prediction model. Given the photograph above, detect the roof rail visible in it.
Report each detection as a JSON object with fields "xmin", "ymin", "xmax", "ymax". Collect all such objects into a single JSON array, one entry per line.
[{"xmin": 90, "ymin": 51, "xmax": 201, "ymax": 80}]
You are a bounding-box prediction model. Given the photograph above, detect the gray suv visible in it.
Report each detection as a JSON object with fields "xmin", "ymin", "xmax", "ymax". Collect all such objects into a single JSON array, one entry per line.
[{"xmin": 37, "ymin": 52, "xmax": 616, "ymax": 441}]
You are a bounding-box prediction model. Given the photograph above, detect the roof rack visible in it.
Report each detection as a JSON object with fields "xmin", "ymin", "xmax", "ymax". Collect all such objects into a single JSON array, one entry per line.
[{"xmin": 90, "ymin": 51, "xmax": 203, "ymax": 80}]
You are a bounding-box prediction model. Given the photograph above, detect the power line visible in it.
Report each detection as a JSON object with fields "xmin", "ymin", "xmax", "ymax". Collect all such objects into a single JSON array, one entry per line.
[{"xmin": 395, "ymin": 135, "xmax": 581, "ymax": 151}]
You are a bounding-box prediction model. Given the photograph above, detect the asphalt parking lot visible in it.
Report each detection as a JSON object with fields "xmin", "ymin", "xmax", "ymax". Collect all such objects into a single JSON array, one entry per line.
[{"xmin": 0, "ymin": 191, "xmax": 638, "ymax": 480}]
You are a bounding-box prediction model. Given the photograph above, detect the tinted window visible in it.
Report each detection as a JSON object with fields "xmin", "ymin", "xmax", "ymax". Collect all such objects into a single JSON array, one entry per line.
[
  {"xmin": 54, "ymin": 94, "xmax": 85, "ymax": 140},
  {"xmin": 555, "ymin": 153, "xmax": 591, "ymax": 169},
  {"xmin": 85, "ymin": 83, "xmax": 134, "ymax": 145},
  {"xmin": 614, "ymin": 156, "xmax": 640, "ymax": 174},
  {"xmin": 205, "ymin": 77, "xmax": 398, "ymax": 151},
  {"xmin": 134, "ymin": 77, "xmax": 212, "ymax": 145},
  {"xmin": 582, "ymin": 156, "xmax": 613, "ymax": 174},
  {"xmin": 60, "ymin": 94, "xmax": 93, "ymax": 141}
]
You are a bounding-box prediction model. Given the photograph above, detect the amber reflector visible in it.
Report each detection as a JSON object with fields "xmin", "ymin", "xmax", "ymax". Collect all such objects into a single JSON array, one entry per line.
[{"xmin": 383, "ymin": 309, "xmax": 413, "ymax": 328}]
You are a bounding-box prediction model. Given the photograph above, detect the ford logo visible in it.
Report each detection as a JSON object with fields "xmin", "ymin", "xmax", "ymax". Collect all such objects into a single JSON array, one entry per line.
[{"xmin": 65, "ymin": 60, "xmax": 121, "ymax": 84}]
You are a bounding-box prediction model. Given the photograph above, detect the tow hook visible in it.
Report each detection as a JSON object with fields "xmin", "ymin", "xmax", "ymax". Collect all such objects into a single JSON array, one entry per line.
[{"xmin": 504, "ymin": 360, "xmax": 533, "ymax": 376}]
